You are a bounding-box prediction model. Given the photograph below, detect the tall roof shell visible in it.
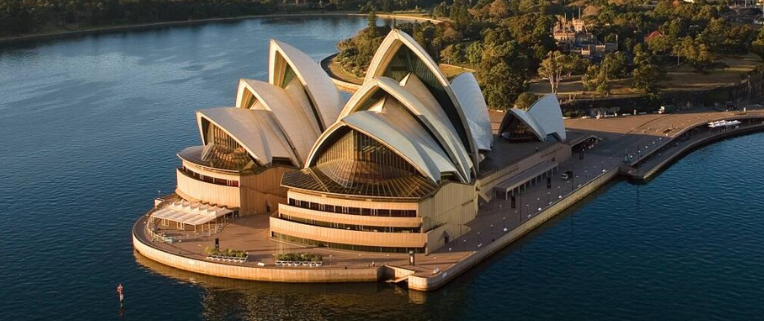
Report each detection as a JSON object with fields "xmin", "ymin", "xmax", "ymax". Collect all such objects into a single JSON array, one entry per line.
[
  {"xmin": 268, "ymin": 40, "xmax": 342, "ymax": 130},
  {"xmin": 450, "ymin": 73, "xmax": 493, "ymax": 151},
  {"xmin": 307, "ymin": 109, "xmax": 459, "ymax": 184},
  {"xmin": 336, "ymin": 76, "xmax": 471, "ymax": 182},
  {"xmin": 364, "ymin": 29, "xmax": 479, "ymax": 169}
]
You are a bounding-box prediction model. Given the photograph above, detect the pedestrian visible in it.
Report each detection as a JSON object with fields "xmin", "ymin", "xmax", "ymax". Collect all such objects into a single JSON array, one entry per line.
[{"xmin": 117, "ymin": 283, "xmax": 124, "ymax": 304}]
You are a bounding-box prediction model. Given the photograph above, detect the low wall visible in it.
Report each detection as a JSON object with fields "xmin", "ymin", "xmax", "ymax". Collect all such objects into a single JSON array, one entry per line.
[
  {"xmin": 319, "ymin": 53, "xmax": 362, "ymax": 93},
  {"xmin": 132, "ymin": 223, "xmax": 380, "ymax": 283},
  {"xmin": 408, "ymin": 167, "xmax": 620, "ymax": 291},
  {"xmin": 638, "ymin": 121, "xmax": 764, "ymax": 181},
  {"xmin": 331, "ymin": 77, "xmax": 362, "ymax": 93}
]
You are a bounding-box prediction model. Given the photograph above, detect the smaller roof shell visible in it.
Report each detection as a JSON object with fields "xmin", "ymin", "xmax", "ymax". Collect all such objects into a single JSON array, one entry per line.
[
  {"xmin": 235, "ymin": 79, "xmax": 321, "ymax": 166},
  {"xmin": 498, "ymin": 94, "xmax": 566, "ymax": 142},
  {"xmin": 196, "ymin": 107, "xmax": 297, "ymax": 167}
]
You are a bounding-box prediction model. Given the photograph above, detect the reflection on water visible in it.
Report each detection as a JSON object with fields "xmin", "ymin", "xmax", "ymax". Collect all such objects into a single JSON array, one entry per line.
[{"xmin": 134, "ymin": 251, "xmax": 452, "ymax": 320}]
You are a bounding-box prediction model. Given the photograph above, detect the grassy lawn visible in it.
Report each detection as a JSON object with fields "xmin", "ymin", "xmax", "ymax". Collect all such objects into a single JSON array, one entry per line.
[
  {"xmin": 327, "ymin": 57, "xmax": 365, "ymax": 85},
  {"xmin": 528, "ymin": 53, "xmax": 761, "ymax": 98}
]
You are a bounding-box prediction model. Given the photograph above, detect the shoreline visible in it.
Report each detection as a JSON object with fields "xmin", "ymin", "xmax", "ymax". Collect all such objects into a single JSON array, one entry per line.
[
  {"xmin": 0, "ymin": 12, "xmax": 441, "ymax": 45},
  {"xmin": 630, "ymin": 117, "xmax": 764, "ymax": 181},
  {"xmin": 131, "ymin": 112, "xmax": 764, "ymax": 291}
]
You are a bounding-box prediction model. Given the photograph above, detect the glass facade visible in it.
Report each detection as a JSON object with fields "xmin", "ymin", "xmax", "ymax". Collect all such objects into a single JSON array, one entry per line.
[
  {"xmin": 200, "ymin": 122, "xmax": 256, "ymax": 171},
  {"xmin": 315, "ymin": 129, "xmax": 418, "ymax": 186},
  {"xmin": 499, "ymin": 115, "xmax": 538, "ymax": 142},
  {"xmin": 287, "ymin": 198, "xmax": 417, "ymax": 217}
]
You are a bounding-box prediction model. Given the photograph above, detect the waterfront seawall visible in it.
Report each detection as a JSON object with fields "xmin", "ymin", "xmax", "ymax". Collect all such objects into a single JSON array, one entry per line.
[
  {"xmin": 635, "ymin": 121, "xmax": 764, "ymax": 181},
  {"xmin": 132, "ymin": 221, "xmax": 381, "ymax": 283},
  {"xmin": 408, "ymin": 168, "xmax": 621, "ymax": 291}
]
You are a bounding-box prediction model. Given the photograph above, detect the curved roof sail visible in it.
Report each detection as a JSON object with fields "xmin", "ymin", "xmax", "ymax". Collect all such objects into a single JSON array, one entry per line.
[
  {"xmin": 450, "ymin": 73, "xmax": 493, "ymax": 151},
  {"xmin": 336, "ymin": 76, "xmax": 471, "ymax": 182},
  {"xmin": 527, "ymin": 94, "xmax": 566, "ymax": 142},
  {"xmin": 498, "ymin": 108, "xmax": 547, "ymax": 142},
  {"xmin": 196, "ymin": 108, "xmax": 297, "ymax": 167},
  {"xmin": 307, "ymin": 110, "xmax": 459, "ymax": 184},
  {"xmin": 364, "ymin": 29, "xmax": 479, "ymax": 168},
  {"xmin": 268, "ymin": 40, "xmax": 342, "ymax": 130},
  {"xmin": 235, "ymin": 79, "xmax": 321, "ymax": 165},
  {"xmin": 498, "ymin": 94, "xmax": 567, "ymax": 142}
]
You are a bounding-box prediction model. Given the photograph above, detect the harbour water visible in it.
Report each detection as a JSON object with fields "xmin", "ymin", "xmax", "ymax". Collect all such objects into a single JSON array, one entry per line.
[{"xmin": 1, "ymin": 16, "xmax": 763, "ymax": 320}]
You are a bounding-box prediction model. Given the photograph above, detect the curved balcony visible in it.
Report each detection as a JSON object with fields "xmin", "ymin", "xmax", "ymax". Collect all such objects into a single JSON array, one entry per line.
[
  {"xmin": 278, "ymin": 204, "xmax": 421, "ymax": 228},
  {"xmin": 176, "ymin": 168, "xmax": 240, "ymax": 208},
  {"xmin": 270, "ymin": 216, "xmax": 426, "ymax": 249}
]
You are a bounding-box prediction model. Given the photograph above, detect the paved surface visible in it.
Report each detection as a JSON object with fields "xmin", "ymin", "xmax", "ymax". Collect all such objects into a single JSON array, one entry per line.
[{"xmin": 136, "ymin": 106, "xmax": 764, "ymax": 279}]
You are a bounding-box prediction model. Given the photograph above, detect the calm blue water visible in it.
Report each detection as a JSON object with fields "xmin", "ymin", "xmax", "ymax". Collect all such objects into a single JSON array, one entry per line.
[{"xmin": 2, "ymin": 17, "xmax": 764, "ymax": 321}]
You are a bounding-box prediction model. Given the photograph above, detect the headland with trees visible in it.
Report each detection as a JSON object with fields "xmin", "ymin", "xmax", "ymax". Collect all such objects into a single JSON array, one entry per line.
[{"xmin": 334, "ymin": 0, "xmax": 764, "ymax": 112}]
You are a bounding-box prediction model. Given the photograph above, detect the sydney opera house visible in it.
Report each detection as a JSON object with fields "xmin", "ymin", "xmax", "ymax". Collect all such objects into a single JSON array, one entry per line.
[{"xmin": 165, "ymin": 29, "xmax": 570, "ymax": 255}]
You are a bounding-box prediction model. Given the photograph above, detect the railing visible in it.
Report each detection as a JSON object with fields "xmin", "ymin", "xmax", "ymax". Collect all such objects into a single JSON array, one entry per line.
[
  {"xmin": 206, "ymin": 254, "xmax": 248, "ymax": 264},
  {"xmin": 144, "ymin": 193, "xmax": 231, "ymax": 244},
  {"xmin": 274, "ymin": 261, "xmax": 323, "ymax": 267}
]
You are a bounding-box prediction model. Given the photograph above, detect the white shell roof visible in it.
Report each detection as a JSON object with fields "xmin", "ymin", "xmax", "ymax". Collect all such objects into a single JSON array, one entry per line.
[
  {"xmin": 268, "ymin": 39, "xmax": 342, "ymax": 129},
  {"xmin": 502, "ymin": 108, "xmax": 548, "ymax": 142},
  {"xmin": 527, "ymin": 94, "xmax": 566, "ymax": 141},
  {"xmin": 196, "ymin": 107, "xmax": 297, "ymax": 167},
  {"xmin": 499, "ymin": 94, "xmax": 566, "ymax": 142},
  {"xmin": 450, "ymin": 73, "xmax": 493, "ymax": 151},
  {"xmin": 336, "ymin": 75, "xmax": 471, "ymax": 183},
  {"xmin": 364, "ymin": 29, "xmax": 479, "ymax": 169},
  {"xmin": 315, "ymin": 109, "xmax": 459, "ymax": 184},
  {"xmin": 235, "ymin": 79, "xmax": 321, "ymax": 166}
]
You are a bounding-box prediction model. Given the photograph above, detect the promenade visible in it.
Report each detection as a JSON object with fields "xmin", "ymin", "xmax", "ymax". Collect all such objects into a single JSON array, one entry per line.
[{"xmin": 133, "ymin": 106, "xmax": 764, "ymax": 290}]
